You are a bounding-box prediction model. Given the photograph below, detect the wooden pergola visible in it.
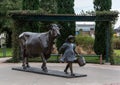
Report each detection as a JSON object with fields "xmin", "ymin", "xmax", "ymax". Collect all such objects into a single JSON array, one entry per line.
[{"xmin": 10, "ymin": 12, "xmax": 118, "ymax": 63}]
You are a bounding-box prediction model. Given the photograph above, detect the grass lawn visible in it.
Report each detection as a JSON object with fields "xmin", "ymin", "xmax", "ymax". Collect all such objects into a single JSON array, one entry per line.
[
  {"xmin": 114, "ymin": 50, "xmax": 120, "ymax": 65},
  {"xmin": 114, "ymin": 50, "xmax": 120, "ymax": 55},
  {"xmin": 0, "ymin": 48, "xmax": 12, "ymax": 57},
  {"xmin": 28, "ymin": 55, "xmax": 59, "ymax": 63},
  {"xmin": 28, "ymin": 55, "xmax": 100, "ymax": 63},
  {"xmin": 0, "ymin": 48, "xmax": 101, "ymax": 63},
  {"xmin": 84, "ymin": 55, "xmax": 100, "ymax": 63},
  {"xmin": 2, "ymin": 48, "xmax": 120, "ymax": 65}
]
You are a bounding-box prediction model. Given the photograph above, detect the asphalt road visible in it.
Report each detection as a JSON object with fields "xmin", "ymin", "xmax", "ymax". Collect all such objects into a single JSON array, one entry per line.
[{"xmin": 0, "ymin": 63, "xmax": 120, "ymax": 85}]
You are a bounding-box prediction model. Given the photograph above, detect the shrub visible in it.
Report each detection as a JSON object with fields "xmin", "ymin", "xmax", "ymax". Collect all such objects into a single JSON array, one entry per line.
[
  {"xmin": 75, "ymin": 34, "xmax": 94, "ymax": 54},
  {"xmin": 76, "ymin": 34, "xmax": 94, "ymax": 49},
  {"xmin": 113, "ymin": 37, "xmax": 120, "ymax": 49}
]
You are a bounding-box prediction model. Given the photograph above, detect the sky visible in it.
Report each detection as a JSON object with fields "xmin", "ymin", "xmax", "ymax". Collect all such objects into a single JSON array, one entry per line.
[{"xmin": 74, "ymin": 0, "xmax": 120, "ymax": 29}]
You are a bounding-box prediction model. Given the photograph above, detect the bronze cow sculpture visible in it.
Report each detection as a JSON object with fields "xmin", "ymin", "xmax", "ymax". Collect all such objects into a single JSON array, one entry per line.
[{"xmin": 19, "ymin": 24, "xmax": 61, "ymax": 72}]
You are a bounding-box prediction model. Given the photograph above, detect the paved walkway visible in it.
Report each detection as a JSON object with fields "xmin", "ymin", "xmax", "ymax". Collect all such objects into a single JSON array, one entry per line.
[
  {"xmin": 0, "ymin": 58, "xmax": 120, "ymax": 85},
  {"xmin": 0, "ymin": 57, "xmax": 11, "ymax": 63}
]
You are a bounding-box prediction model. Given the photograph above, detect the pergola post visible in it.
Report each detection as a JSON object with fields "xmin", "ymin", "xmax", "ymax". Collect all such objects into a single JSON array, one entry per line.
[{"xmin": 106, "ymin": 21, "xmax": 110, "ymax": 62}]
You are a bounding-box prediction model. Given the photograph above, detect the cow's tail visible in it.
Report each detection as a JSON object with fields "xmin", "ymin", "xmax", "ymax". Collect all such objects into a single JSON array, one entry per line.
[
  {"xmin": 19, "ymin": 33, "xmax": 26, "ymax": 60},
  {"xmin": 19, "ymin": 32, "xmax": 24, "ymax": 39}
]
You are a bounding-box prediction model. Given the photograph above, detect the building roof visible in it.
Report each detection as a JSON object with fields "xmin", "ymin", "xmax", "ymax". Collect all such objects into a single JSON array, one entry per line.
[
  {"xmin": 76, "ymin": 22, "xmax": 95, "ymax": 25},
  {"xmin": 114, "ymin": 26, "xmax": 120, "ymax": 32}
]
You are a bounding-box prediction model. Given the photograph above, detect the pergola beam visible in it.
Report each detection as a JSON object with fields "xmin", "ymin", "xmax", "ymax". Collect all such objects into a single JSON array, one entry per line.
[{"xmin": 10, "ymin": 14, "xmax": 115, "ymax": 21}]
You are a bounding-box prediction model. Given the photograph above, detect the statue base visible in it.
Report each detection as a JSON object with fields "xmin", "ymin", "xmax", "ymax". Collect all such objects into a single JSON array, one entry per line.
[{"xmin": 12, "ymin": 67, "xmax": 87, "ymax": 78}]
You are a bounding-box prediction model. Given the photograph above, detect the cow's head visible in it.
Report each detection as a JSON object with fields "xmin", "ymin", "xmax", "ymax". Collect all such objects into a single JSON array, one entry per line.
[{"xmin": 49, "ymin": 24, "xmax": 61, "ymax": 38}]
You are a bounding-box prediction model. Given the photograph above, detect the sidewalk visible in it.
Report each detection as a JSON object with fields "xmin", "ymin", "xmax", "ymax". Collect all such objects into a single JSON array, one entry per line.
[
  {"xmin": 0, "ymin": 63, "xmax": 120, "ymax": 85},
  {"xmin": 0, "ymin": 57, "xmax": 11, "ymax": 63}
]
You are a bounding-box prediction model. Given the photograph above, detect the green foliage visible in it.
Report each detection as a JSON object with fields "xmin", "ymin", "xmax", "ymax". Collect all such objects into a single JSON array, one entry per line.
[
  {"xmin": 39, "ymin": 0, "xmax": 57, "ymax": 32},
  {"xmin": 113, "ymin": 54, "xmax": 120, "ymax": 65},
  {"xmin": 96, "ymin": 11, "xmax": 119, "ymax": 22},
  {"xmin": 0, "ymin": 0, "xmax": 22, "ymax": 61},
  {"xmin": 76, "ymin": 34, "xmax": 94, "ymax": 49},
  {"xmin": 40, "ymin": 0, "xmax": 57, "ymax": 14},
  {"xmin": 0, "ymin": 0, "xmax": 22, "ymax": 11},
  {"xmin": 113, "ymin": 50, "xmax": 120, "ymax": 65},
  {"xmin": 56, "ymin": 0, "xmax": 75, "ymax": 49},
  {"xmin": 9, "ymin": 10, "xmax": 46, "ymax": 15},
  {"xmin": 0, "ymin": 48, "xmax": 12, "ymax": 57},
  {"xmin": 0, "ymin": 0, "xmax": 22, "ymax": 29},
  {"xmin": 93, "ymin": 0, "xmax": 115, "ymax": 64},
  {"xmin": 96, "ymin": 11, "xmax": 119, "ymax": 16},
  {"xmin": 12, "ymin": 20, "xmax": 23, "ymax": 62},
  {"xmin": 0, "ymin": 0, "xmax": 22, "ymax": 48},
  {"xmin": 94, "ymin": 21, "xmax": 106, "ymax": 55},
  {"xmin": 94, "ymin": 0, "xmax": 111, "ymax": 11},
  {"xmin": 109, "ymin": 23, "xmax": 114, "ymax": 64},
  {"xmin": 22, "ymin": 0, "xmax": 40, "ymax": 10},
  {"xmin": 22, "ymin": 0, "xmax": 40, "ymax": 32},
  {"xmin": 57, "ymin": 0, "xmax": 74, "ymax": 14},
  {"xmin": 11, "ymin": 0, "xmax": 42, "ymax": 62}
]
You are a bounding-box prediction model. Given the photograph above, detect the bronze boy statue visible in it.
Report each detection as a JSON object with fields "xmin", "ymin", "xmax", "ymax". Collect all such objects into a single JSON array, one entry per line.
[{"xmin": 59, "ymin": 35, "xmax": 85, "ymax": 76}]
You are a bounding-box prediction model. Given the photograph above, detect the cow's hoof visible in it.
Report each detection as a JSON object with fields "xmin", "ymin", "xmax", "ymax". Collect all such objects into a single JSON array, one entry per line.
[
  {"xmin": 27, "ymin": 65, "xmax": 30, "ymax": 68},
  {"xmin": 43, "ymin": 69, "xmax": 48, "ymax": 72},
  {"xmin": 71, "ymin": 74, "xmax": 75, "ymax": 76},
  {"xmin": 23, "ymin": 66, "xmax": 27, "ymax": 70},
  {"xmin": 42, "ymin": 67, "xmax": 48, "ymax": 72}
]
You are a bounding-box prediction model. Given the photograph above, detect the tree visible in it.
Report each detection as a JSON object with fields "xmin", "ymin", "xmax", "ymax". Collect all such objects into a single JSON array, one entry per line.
[
  {"xmin": 22, "ymin": 0, "xmax": 40, "ymax": 32},
  {"xmin": 94, "ymin": 0, "xmax": 111, "ymax": 11},
  {"xmin": 40, "ymin": 0, "xmax": 57, "ymax": 14},
  {"xmin": 39, "ymin": 0, "xmax": 57, "ymax": 32},
  {"xmin": 93, "ymin": 0, "xmax": 114, "ymax": 64},
  {"xmin": 12, "ymin": 0, "xmax": 40, "ymax": 62},
  {"xmin": 0, "ymin": 0, "xmax": 22, "ymax": 47},
  {"xmin": 57, "ymin": 0, "xmax": 75, "ymax": 49},
  {"xmin": 22, "ymin": 0, "xmax": 39, "ymax": 10}
]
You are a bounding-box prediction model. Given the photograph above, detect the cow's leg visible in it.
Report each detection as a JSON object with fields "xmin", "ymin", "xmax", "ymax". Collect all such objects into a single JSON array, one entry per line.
[
  {"xmin": 22, "ymin": 56, "xmax": 26, "ymax": 69},
  {"xmin": 26, "ymin": 56, "xmax": 30, "ymax": 68},
  {"xmin": 20, "ymin": 47, "xmax": 25, "ymax": 69},
  {"xmin": 41, "ymin": 54, "xmax": 48, "ymax": 72},
  {"xmin": 23, "ymin": 57, "xmax": 30, "ymax": 69},
  {"xmin": 41, "ymin": 61, "xmax": 47, "ymax": 72},
  {"xmin": 19, "ymin": 40, "xmax": 26, "ymax": 69},
  {"xmin": 22, "ymin": 48, "xmax": 27, "ymax": 69}
]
